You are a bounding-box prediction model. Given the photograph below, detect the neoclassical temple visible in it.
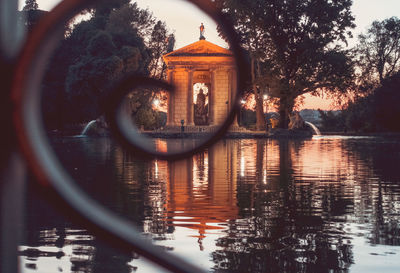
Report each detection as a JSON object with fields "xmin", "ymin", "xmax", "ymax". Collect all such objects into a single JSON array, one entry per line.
[{"xmin": 162, "ymin": 39, "xmax": 237, "ymax": 128}]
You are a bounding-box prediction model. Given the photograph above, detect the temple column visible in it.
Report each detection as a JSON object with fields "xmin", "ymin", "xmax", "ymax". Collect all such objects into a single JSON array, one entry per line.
[
  {"xmin": 228, "ymin": 68, "xmax": 239, "ymax": 127},
  {"xmin": 209, "ymin": 68, "xmax": 216, "ymax": 126},
  {"xmin": 187, "ymin": 69, "xmax": 194, "ymax": 126},
  {"xmin": 166, "ymin": 70, "xmax": 174, "ymax": 126}
]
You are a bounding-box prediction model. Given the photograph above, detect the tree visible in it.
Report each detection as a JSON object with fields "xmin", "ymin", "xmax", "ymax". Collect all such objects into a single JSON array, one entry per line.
[
  {"xmin": 106, "ymin": 4, "xmax": 175, "ymax": 80},
  {"xmin": 23, "ymin": 0, "xmax": 38, "ymax": 11},
  {"xmin": 20, "ymin": 0, "xmax": 46, "ymax": 32},
  {"xmin": 106, "ymin": 3, "xmax": 174, "ymax": 126},
  {"xmin": 148, "ymin": 21, "xmax": 174, "ymax": 79},
  {"xmin": 355, "ymin": 17, "xmax": 400, "ymax": 88},
  {"xmin": 217, "ymin": 0, "xmax": 355, "ymax": 129},
  {"xmin": 65, "ymin": 4, "xmax": 152, "ymax": 122},
  {"xmin": 42, "ymin": 1, "xmax": 174, "ymax": 128},
  {"xmin": 372, "ymin": 71, "xmax": 400, "ymax": 131},
  {"xmin": 65, "ymin": 31, "xmax": 142, "ymax": 121},
  {"xmin": 41, "ymin": 19, "xmax": 99, "ymax": 127},
  {"xmin": 329, "ymin": 71, "xmax": 400, "ymax": 133}
]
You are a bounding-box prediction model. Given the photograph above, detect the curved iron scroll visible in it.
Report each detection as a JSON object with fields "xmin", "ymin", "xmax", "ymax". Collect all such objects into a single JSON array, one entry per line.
[{"xmin": 10, "ymin": 0, "xmax": 249, "ymax": 272}]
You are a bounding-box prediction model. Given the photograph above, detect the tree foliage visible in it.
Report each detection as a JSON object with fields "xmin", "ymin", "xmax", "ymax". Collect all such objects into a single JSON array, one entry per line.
[
  {"xmin": 42, "ymin": 2, "xmax": 174, "ymax": 128},
  {"xmin": 20, "ymin": 0, "xmax": 46, "ymax": 32},
  {"xmin": 94, "ymin": 0, "xmax": 130, "ymax": 17},
  {"xmin": 373, "ymin": 71, "xmax": 400, "ymax": 131},
  {"xmin": 217, "ymin": 0, "xmax": 355, "ymax": 129},
  {"xmin": 23, "ymin": 0, "xmax": 38, "ymax": 11},
  {"xmin": 148, "ymin": 21, "xmax": 174, "ymax": 79},
  {"xmin": 321, "ymin": 17, "xmax": 400, "ymax": 133},
  {"xmin": 319, "ymin": 71, "xmax": 400, "ymax": 133},
  {"xmin": 355, "ymin": 17, "xmax": 400, "ymax": 89}
]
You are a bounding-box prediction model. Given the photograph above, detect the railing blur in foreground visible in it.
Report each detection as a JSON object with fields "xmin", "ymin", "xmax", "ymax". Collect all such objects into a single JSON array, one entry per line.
[{"xmin": 0, "ymin": 0, "xmax": 248, "ymax": 272}]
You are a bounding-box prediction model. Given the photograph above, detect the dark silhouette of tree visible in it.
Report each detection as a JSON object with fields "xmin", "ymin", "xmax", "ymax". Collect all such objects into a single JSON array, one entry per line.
[
  {"xmin": 355, "ymin": 17, "xmax": 400, "ymax": 88},
  {"xmin": 41, "ymin": 2, "xmax": 174, "ymax": 128},
  {"xmin": 216, "ymin": 0, "xmax": 355, "ymax": 129},
  {"xmin": 318, "ymin": 110, "xmax": 345, "ymax": 132},
  {"xmin": 20, "ymin": 0, "xmax": 46, "ymax": 32},
  {"xmin": 106, "ymin": 4, "xmax": 175, "ymax": 80},
  {"xmin": 321, "ymin": 70, "xmax": 400, "ymax": 133},
  {"xmin": 64, "ymin": 2, "xmax": 155, "ymax": 123},
  {"xmin": 22, "ymin": 0, "xmax": 38, "ymax": 11},
  {"xmin": 148, "ymin": 21, "xmax": 175, "ymax": 79},
  {"xmin": 373, "ymin": 71, "xmax": 400, "ymax": 131}
]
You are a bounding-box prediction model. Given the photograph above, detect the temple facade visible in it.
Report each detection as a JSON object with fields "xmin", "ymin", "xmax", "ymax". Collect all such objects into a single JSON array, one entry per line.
[{"xmin": 162, "ymin": 39, "xmax": 237, "ymax": 128}]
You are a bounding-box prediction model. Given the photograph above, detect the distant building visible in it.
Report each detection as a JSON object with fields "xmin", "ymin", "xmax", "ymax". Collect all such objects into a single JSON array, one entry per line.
[{"xmin": 299, "ymin": 109, "xmax": 322, "ymax": 126}]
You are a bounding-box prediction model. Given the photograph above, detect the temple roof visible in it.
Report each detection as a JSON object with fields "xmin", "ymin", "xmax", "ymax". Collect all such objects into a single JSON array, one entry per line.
[{"xmin": 163, "ymin": 39, "xmax": 233, "ymax": 58}]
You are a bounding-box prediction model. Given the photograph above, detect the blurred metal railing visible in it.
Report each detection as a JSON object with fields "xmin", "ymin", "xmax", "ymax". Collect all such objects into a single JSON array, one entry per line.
[{"xmin": 0, "ymin": 0, "xmax": 248, "ymax": 272}]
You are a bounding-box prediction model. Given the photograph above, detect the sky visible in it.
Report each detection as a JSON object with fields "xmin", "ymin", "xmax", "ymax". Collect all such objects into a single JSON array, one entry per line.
[{"xmin": 22, "ymin": 0, "xmax": 400, "ymax": 110}]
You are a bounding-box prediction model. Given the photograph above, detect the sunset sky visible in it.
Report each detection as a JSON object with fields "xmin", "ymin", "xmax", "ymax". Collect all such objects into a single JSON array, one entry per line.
[{"xmin": 25, "ymin": 0, "xmax": 400, "ymax": 110}]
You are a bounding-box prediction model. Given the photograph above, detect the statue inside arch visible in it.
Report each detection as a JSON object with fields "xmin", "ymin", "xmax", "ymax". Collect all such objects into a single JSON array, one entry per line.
[{"xmin": 194, "ymin": 88, "xmax": 208, "ymax": 125}]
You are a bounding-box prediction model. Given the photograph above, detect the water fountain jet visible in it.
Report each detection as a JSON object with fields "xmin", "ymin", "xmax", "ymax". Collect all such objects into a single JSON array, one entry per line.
[
  {"xmin": 305, "ymin": 121, "xmax": 321, "ymax": 135},
  {"xmin": 81, "ymin": 120, "xmax": 97, "ymax": 136}
]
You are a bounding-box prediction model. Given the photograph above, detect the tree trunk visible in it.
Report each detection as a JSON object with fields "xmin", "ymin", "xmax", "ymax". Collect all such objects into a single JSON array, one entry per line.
[
  {"xmin": 278, "ymin": 96, "xmax": 294, "ymax": 129},
  {"xmin": 255, "ymin": 92, "xmax": 265, "ymax": 130},
  {"xmin": 251, "ymin": 57, "xmax": 266, "ymax": 131}
]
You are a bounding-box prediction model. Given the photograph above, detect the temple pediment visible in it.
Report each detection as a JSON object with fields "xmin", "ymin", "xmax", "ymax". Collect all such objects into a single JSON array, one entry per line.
[{"xmin": 164, "ymin": 40, "xmax": 233, "ymax": 58}]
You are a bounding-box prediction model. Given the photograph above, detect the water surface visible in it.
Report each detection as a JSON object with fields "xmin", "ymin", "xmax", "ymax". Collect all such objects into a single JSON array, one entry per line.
[{"xmin": 20, "ymin": 136, "xmax": 400, "ymax": 272}]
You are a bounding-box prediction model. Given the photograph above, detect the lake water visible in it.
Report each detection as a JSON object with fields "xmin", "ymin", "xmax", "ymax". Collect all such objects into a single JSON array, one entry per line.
[{"xmin": 19, "ymin": 136, "xmax": 400, "ymax": 273}]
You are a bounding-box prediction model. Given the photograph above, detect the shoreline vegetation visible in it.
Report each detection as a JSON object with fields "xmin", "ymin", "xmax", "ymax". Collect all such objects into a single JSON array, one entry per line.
[{"xmin": 47, "ymin": 123, "xmax": 400, "ymax": 139}]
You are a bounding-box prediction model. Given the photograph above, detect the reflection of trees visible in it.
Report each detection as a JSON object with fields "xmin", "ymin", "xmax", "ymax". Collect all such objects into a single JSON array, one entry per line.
[
  {"xmin": 31, "ymin": 138, "xmax": 170, "ymax": 272},
  {"xmin": 111, "ymin": 146, "xmax": 170, "ymax": 238},
  {"xmin": 53, "ymin": 137, "xmax": 171, "ymax": 237},
  {"xmin": 343, "ymin": 139, "xmax": 400, "ymax": 246},
  {"xmin": 213, "ymin": 139, "xmax": 354, "ymax": 273},
  {"xmin": 21, "ymin": 182, "xmax": 132, "ymax": 273},
  {"xmin": 24, "ymin": 137, "xmax": 174, "ymax": 272}
]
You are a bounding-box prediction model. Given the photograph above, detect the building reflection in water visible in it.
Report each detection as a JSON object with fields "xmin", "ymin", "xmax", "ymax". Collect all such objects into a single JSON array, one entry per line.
[
  {"xmin": 19, "ymin": 137, "xmax": 400, "ymax": 273},
  {"xmin": 166, "ymin": 140, "xmax": 238, "ymax": 250}
]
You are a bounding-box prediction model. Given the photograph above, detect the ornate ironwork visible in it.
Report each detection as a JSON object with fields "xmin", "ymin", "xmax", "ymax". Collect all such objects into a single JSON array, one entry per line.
[{"xmin": 1, "ymin": 0, "xmax": 249, "ymax": 272}]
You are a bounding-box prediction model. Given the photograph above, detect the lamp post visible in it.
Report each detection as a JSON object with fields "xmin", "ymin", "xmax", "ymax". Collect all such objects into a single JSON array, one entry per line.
[
  {"xmin": 263, "ymin": 94, "xmax": 268, "ymax": 113},
  {"xmin": 263, "ymin": 94, "xmax": 270, "ymax": 130}
]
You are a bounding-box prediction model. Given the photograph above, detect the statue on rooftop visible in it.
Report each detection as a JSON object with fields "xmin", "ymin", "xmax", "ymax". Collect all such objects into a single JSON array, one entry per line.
[{"xmin": 199, "ymin": 23, "xmax": 205, "ymax": 40}]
